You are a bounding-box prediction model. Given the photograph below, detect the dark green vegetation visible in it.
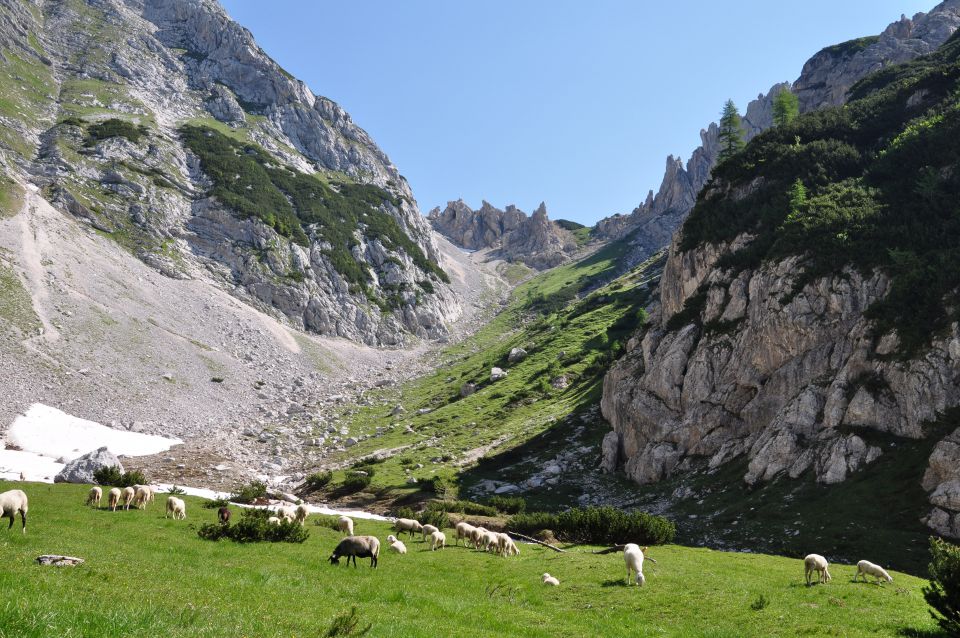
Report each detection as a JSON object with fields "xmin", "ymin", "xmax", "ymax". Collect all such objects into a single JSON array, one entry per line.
[
  {"xmin": 0, "ymin": 483, "xmax": 941, "ymax": 637},
  {"xmin": 319, "ymin": 241, "xmax": 660, "ymax": 509},
  {"xmin": 85, "ymin": 118, "xmax": 148, "ymax": 145},
  {"xmin": 92, "ymin": 466, "xmax": 147, "ymax": 488},
  {"xmin": 925, "ymin": 537, "xmax": 960, "ymax": 636},
  {"xmin": 509, "ymin": 506, "xmax": 676, "ymax": 546},
  {"xmin": 197, "ymin": 509, "xmax": 309, "ymax": 543},
  {"xmin": 230, "ymin": 479, "xmax": 267, "ymax": 504},
  {"xmin": 554, "ymin": 219, "xmax": 585, "ymax": 231},
  {"xmin": 820, "ymin": 35, "xmax": 881, "ymax": 59},
  {"xmin": 180, "ymin": 125, "xmax": 447, "ymax": 297},
  {"xmin": 680, "ymin": 31, "xmax": 960, "ymax": 357},
  {"xmin": 717, "ymin": 98, "xmax": 746, "ymax": 163}
]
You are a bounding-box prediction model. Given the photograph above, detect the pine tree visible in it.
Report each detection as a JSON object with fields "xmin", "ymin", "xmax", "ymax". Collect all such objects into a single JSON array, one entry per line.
[
  {"xmin": 773, "ymin": 87, "xmax": 800, "ymax": 127},
  {"xmin": 717, "ymin": 99, "xmax": 745, "ymax": 163}
]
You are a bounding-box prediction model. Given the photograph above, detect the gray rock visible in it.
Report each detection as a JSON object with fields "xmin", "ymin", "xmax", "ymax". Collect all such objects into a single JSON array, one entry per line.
[
  {"xmin": 507, "ymin": 348, "xmax": 527, "ymax": 363},
  {"xmin": 460, "ymin": 382, "xmax": 477, "ymax": 398},
  {"xmin": 600, "ymin": 431, "xmax": 621, "ymax": 474},
  {"xmin": 490, "ymin": 367, "xmax": 507, "ymax": 382},
  {"xmin": 494, "ymin": 483, "xmax": 519, "ymax": 494},
  {"xmin": 55, "ymin": 447, "xmax": 123, "ymax": 484}
]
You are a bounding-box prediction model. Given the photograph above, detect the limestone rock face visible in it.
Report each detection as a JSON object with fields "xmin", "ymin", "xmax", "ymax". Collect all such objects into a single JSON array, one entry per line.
[
  {"xmin": 54, "ymin": 447, "xmax": 124, "ymax": 484},
  {"xmin": 594, "ymin": 2, "xmax": 960, "ymax": 268},
  {"xmin": 429, "ymin": 200, "xmax": 577, "ymax": 270}
]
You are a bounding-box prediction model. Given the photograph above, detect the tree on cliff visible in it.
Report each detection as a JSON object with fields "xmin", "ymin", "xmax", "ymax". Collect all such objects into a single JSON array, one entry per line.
[
  {"xmin": 717, "ymin": 99, "xmax": 745, "ymax": 163},
  {"xmin": 773, "ymin": 87, "xmax": 800, "ymax": 127}
]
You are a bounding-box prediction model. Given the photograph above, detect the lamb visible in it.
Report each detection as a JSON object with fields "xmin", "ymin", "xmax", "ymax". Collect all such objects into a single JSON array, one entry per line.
[
  {"xmin": 133, "ymin": 486, "xmax": 151, "ymax": 510},
  {"xmin": 276, "ymin": 505, "xmax": 297, "ymax": 521},
  {"xmin": 421, "ymin": 524, "xmax": 439, "ymax": 541},
  {"xmin": 454, "ymin": 521, "xmax": 476, "ymax": 547},
  {"xmin": 429, "ymin": 530, "xmax": 446, "ymax": 551},
  {"xmin": 804, "ymin": 554, "xmax": 831, "ymax": 585},
  {"xmin": 218, "ymin": 507, "xmax": 231, "ymax": 525},
  {"xmin": 337, "ymin": 515, "xmax": 355, "ymax": 536},
  {"xmin": 121, "ymin": 486, "xmax": 135, "ymax": 511},
  {"xmin": 165, "ymin": 496, "xmax": 186, "ymax": 520},
  {"xmin": 330, "ymin": 535, "xmax": 380, "ymax": 568},
  {"xmin": 295, "ymin": 504, "xmax": 309, "ymax": 526},
  {"xmin": 267, "ymin": 516, "xmax": 281, "ymax": 525},
  {"xmin": 86, "ymin": 486, "xmax": 102, "ymax": 508},
  {"xmin": 0, "ymin": 489, "xmax": 28, "ymax": 533},
  {"xmin": 542, "ymin": 573, "xmax": 560, "ymax": 586},
  {"xmin": 386, "ymin": 534, "xmax": 407, "ymax": 554},
  {"xmin": 108, "ymin": 487, "xmax": 122, "ymax": 511},
  {"xmin": 855, "ymin": 560, "xmax": 893, "ymax": 585},
  {"xmin": 394, "ymin": 518, "xmax": 423, "ymax": 538},
  {"xmin": 624, "ymin": 543, "xmax": 646, "ymax": 586}
]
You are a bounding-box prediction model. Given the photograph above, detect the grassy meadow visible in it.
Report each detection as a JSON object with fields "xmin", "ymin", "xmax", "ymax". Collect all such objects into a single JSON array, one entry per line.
[{"xmin": 0, "ymin": 482, "xmax": 942, "ymax": 637}]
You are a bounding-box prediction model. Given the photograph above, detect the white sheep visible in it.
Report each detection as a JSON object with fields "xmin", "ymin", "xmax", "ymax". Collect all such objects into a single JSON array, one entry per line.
[
  {"xmin": 624, "ymin": 543, "xmax": 646, "ymax": 586},
  {"xmin": 386, "ymin": 534, "xmax": 407, "ymax": 554},
  {"xmin": 470, "ymin": 526, "xmax": 488, "ymax": 548},
  {"xmin": 121, "ymin": 486, "xmax": 135, "ymax": 511},
  {"xmin": 108, "ymin": 487, "xmax": 122, "ymax": 511},
  {"xmin": 429, "ymin": 530, "xmax": 446, "ymax": 551},
  {"xmin": 0, "ymin": 489, "xmax": 28, "ymax": 533},
  {"xmin": 276, "ymin": 505, "xmax": 297, "ymax": 520},
  {"xmin": 455, "ymin": 521, "xmax": 476, "ymax": 547},
  {"xmin": 267, "ymin": 516, "xmax": 282, "ymax": 525},
  {"xmin": 165, "ymin": 496, "xmax": 186, "ymax": 520},
  {"xmin": 86, "ymin": 486, "xmax": 102, "ymax": 508},
  {"xmin": 295, "ymin": 504, "xmax": 309, "ymax": 526},
  {"xmin": 855, "ymin": 560, "xmax": 893, "ymax": 585},
  {"xmin": 133, "ymin": 486, "xmax": 151, "ymax": 510},
  {"xmin": 492, "ymin": 532, "xmax": 516, "ymax": 556},
  {"xmin": 394, "ymin": 518, "xmax": 423, "ymax": 538},
  {"xmin": 337, "ymin": 515, "xmax": 355, "ymax": 535},
  {"xmin": 480, "ymin": 530, "xmax": 499, "ymax": 553},
  {"xmin": 421, "ymin": 523, "xmax": 439, "ymax": 541},
  {"xmin": 502, "ymin": 536, "xmax": 520, "ymax": 557},
  {"xmin": 542, "ymin": 573, "xmax": 559, "ymax": 586},
  {"xmin": 804, "ymin": 554, "xmax": 831, "ymax": 585}
]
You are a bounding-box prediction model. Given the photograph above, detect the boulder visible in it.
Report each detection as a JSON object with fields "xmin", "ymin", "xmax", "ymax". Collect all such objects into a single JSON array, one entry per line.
[
  {"xmin": 508, "ymin": 348, "xmax": 527, "ymax": 363},
  {"xmin": 54, "ymin": 447, "xmax": 123, "ymax": 484},
  {"xmin": 490, "ymin": 367, "xmax": 508, "ymax": 382},
  {"xmin": 600, "ymin": 431, "xmax": 621, "ymax": 474},
  {"xmin": 460, "ymin": 382, "xmax": 477, "ymax": 398}
]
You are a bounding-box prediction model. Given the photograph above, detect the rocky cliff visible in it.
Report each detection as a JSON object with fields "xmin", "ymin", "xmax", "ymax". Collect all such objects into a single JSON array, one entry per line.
[
  {"xmin": 428, "ymin": 199, "xmax": 578, "ymax": 269},
  {"xmin": 601, "ymin": 29, "xmax": 960, "ymax": 539},
  {"xmin": 595, "ymin": 0, "xmax": 960, "ymax": 268},
  {"xmin": 0, "ymin": 0, "xmax": 460, "ymax": 346}
]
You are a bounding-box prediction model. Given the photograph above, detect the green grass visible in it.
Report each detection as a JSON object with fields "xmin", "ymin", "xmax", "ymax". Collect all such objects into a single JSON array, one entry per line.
[
  {"xmin": 0, "ymin": 482, "xmax": 939, "ymax": 637},
  {"xmin": 320, "ymin": 242, "xmax": 657, "ymax": 503},
  {"xmin": 0, "ymin": 262, "xmax": 40, "ymax": 334},
  {"xmin": 0, "ymin": 175, "xmax": 25, "ymax": 219}
]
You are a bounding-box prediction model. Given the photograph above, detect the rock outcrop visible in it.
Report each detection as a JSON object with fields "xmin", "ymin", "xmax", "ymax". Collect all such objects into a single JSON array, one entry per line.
[
  {"xmin": 0, "ymin": 0, "xmax": 460, "ymax": 346},
  {"xmin": 428, "ymin": 200, "xmax": 577, "ymax": 269},
  {"xmin": 55, "ymin": 447, "xmax": 124, "ymax": 484},
  {"xmin": 594, "ymin": 1, "xmax": 960, "ymax": 267}
]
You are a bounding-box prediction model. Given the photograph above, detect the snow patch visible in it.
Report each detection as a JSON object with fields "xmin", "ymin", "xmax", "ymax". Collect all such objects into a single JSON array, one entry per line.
[{"xmin": 0, "ymin": 449, "xmax": 64, "ymax": 482}]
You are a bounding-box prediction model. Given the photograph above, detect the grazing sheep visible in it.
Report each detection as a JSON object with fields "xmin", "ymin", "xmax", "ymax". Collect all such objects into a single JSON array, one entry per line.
[
  {"xmin": 624, "ymin": 544, "xmax": 646, "ymax": 586},
  {"xmin": 0, "ymin": 489, "xmax": 28, "ymax": 533},
  {"xmin": 276, "ymin": 505, "xmax": 296, "ymax": 520},
  {"xmin": 542, "ymin": 573, "xmax": 560, "ymax": 586},
  {"xmin": 165, "ymin": 496, "xmax": 186, "ymax": 520},
  {"xmin": 502, "ymin": 536, "xmax": 520, "ymax": 557},
  {"xmin": 337, "ymin": 515, "xmax": 355, "ymax": 536},
  {"xmin": 121, "ymin": 486, "xmax": 135, "ymax": 511},
  {"xmin": 330, "ymin": 535, "xmax": 380, "ymax": 568},
  {"xmin": 133, "ymin": 486, "xmax": 151, "ymax": 510},
  {"xmin": 855, "ymin": 560, "xmax": 893, "ymax": 585},
  {"xmin": 470, "ymin": 526, "xmax": 488, "ymax": 548},
  {"xmin": 86, "ymin": 486, "xmax": 102, "ymax": 508},
  {"xmin": 218, "ymin": 507, "xmax": 231, "ymax": 525},
  {"xmin": 421, "ymin": 524, "xmax": 439, "ymax": 541},
  {"xmin": 480, "ymin": 530, "xmax": 498, "ymax": 552},
  {"xmin": 804, "ymin": 554, "xmax": 831, "ymax": 585},
  {"xmin": 295, "ymin": 504, "xmax": 309, "ymax": 526},
  {"xmin": 267, "ymin": 516, "xmax": 281, "ymax": 525},
  {"xmin": 394, "ymin": 518, "xmax": 423, "ymax": 538},
  {"xmin": 108, "ymin": 487, "xmax": 122, "ymax": 511},
  {"xmin": 19, "ymin": 472, "xmax": 25, "ymax": 481},
  {"xmin": 455, "ymin": 521, "xmax": 476, "ymax": 547},
  {"xmin": 429, "ymin": 530, "xmax": 446, "ymax": 551},
  {"xmin": 386, "ymin": 534, "xmax": 407, "ymax": 554}
]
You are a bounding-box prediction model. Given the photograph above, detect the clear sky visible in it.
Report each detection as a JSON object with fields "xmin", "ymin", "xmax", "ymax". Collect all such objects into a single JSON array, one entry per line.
[{"xmin": 220, "ymin": 0, "xmax": 937, "ymax": 225}]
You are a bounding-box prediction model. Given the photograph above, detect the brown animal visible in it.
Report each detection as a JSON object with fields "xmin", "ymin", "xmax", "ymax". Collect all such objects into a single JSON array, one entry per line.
[{"xmin": 218, "ymin": 507, "xmax": 231, "ymax": 524}]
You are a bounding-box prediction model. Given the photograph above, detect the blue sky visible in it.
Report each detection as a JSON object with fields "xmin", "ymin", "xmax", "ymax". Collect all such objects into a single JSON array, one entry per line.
[{"xmin": 220, "ymin": 1, "xmax": 936, "ymax": 225}]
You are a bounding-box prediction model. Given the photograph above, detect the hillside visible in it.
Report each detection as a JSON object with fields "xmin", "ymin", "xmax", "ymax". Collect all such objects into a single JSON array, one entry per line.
[
  {"xmin": 0, "ymin": 483, "xmax": 940, "ymax": 637},
  {"xmin": 602, "ymin": 29, "xmax": 960, "ymax": 546}
]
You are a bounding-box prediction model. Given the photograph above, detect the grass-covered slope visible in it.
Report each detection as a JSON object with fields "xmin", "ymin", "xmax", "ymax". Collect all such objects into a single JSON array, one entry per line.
[
  {"xmin": 318, "ymin": 241, "xmax": 659, "ymax": 507},
  {"xmin": 0, "ymin": 482, "xmax": 939, "ymax": 637},
  {"xmin": 680, "ymin": 29, "xmax": 960, "ymax": 357}
]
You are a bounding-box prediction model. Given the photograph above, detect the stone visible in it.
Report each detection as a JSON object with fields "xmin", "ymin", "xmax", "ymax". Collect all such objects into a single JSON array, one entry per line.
[
  {"xmin": 391, "ymin": 405, "xmax": 406, "ymax": 416},
  {"xmin": 490, "ymin": 367, "xmax": 508, "ymax": 382},
  {"xmin": 600, "ymin": 431, "xmax": 621, "ymax": 474},
  {"xmin": 344, "ymin": 437, "xmax": 358, "ymax": 447},
  {"xmin": 508, "ymin": 348, "xmax": 527, "ymax": 363},
  {"xmin": 54, "ymin": 447, "xmax": 123, "ymax": 484},
  {"xmin": 460, "ymin": 382, "xmax": 477, "ymax": 398},
  {"xmin": 494, "ymin": 483, "xmax": 520, "ymax": 494}
]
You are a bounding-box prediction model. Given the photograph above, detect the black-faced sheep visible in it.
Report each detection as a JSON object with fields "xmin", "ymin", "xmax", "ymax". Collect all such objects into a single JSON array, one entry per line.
[
  {"xmin": 218, "ymin": 507, "xmax": 231, "ymax": 525},
  {"xmin": 0, "ymin": 489, "xmax": 28, "ymax": 533},
  {"xmin": 330, "ymin": 535, "xmax": 380, "ymax": 568}
]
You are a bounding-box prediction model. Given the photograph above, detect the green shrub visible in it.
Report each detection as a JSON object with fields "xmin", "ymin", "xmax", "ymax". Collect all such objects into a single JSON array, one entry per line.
[
  {"xmin": 392, "ymin": 506, "xmax": 416, "ymax": 520},
  {"xmin": 340, "ymin": 473, "xmax": 372, "ymax": 493},
  {"xmin": 198, "ymin": 509, "xmax": 309, "ymax": 543},
  {"xmin": 324, "ymin": 607, "xmax": 371, "ymax": 637},
  {"xmin": 419, "ymin": 505, "xmax": 450, "ymax": 530},
  {"xmin": 429, "ymin": 500, "xmax": 497, "ymax": 517},
  {"xmin": 488, "ymin": 495, "xmax": 526, "ymax": 514},
  {"xmin": 421, "ymin": 475, "xmax": 455, "ymax": 499},
  {"xmin": 231, "ymin": 480, "xmax": 267, "ymax": 504},
  {"xmin": 305, "ymin": 471, "xmax": 333, "ymax": 490},
  {"xmin": 86, "ymin": 118, "xmax": 147, "ymax": 145},
  {"xmin": 92, "ymin": 466, "xmax": 147, "ymax": 487},
  {"xmin": 509, "ymin": 506, "xmax": 675, "ymax": 545},
  {"xmin": 167, "ymin": 485, "xmax": 185, "ymax": 495},
  {"xmin": 924, "ymin": 537, "xmax": 960, "ymax": 636},
  {"xmin": 202, "ymin": 497, "xmax": 230, "ymax": 509}
]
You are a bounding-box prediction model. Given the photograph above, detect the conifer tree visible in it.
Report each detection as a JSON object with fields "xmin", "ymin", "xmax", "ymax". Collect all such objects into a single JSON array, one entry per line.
[
  {"xmin": 717, "ymin": 99, "xmax": 745, "ymax": 163},
  {"xmin": 773, "ymin": 87, "xmax": 800, "ymax": 127}
]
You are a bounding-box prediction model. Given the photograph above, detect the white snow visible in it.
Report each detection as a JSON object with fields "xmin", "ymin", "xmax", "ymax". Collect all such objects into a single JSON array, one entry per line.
[{"xmin": 1, "ymin": 404, "xmax": 181, "ymax": 482}]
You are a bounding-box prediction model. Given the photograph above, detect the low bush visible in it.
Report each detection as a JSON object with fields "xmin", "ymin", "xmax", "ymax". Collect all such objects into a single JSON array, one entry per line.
[
  {"xmin": 419, "ymin": 506, "xmax": 450, "ymax": 531},
  {"xmin": 202, "ymin": 497, "xmax": 230, "ymax": 509},
  {"xmin": 392, "ymin": 506, "xmax": 416, "ymax": 520},
  {"xmin": 304, "ymin": 471, "xmax": 333, "ymax": 491},
  {"xmin": 231, "ymin": 480, "xmax": 267, "ymax": 504},
  {"xmin": 509, "ymin": 506, "xmax": 675, "ymax": 545},
  {"xmin": 92, "ymin": 466, "xmax": 147, "ymax": 488},
  {"xmin": 924, "ymin": 537, "xmax": 960, "ymax": 636},
  {"xmin": 421, "ymin": 475, "xmax": 455, "ymax": 499},
  {"xmin": 86, "ymin": 118, "xmax": 147, "ymax": 145},
  {"xmin": 488, "ymin": 495, "xmax": 527, "ymax": 514},
  {"xmin": 429, "ymin": 500, "xmax": 497, "ymax": 517},
  {"xmin": 198, "ymin": 509, "xmax": 309, "ymax": 543},
  {"xmin": 340, "ymin": 473, "xmax": 372, "ymax": 493}
]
